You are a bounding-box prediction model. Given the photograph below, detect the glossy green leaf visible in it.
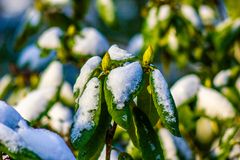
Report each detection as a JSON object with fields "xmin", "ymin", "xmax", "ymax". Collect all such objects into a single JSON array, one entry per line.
[
  {"xmin": 149, "ymin": 68, "xmax": 180, "ymax": 136},
  {"xmin": 70, "ymin": 77, "xmax": 102, "ymax": 149},
  {"xmin": 77, "ymin": 102, "xmax": 111, "ymax": 160},
  {"xmin": 133, "ymin": 107, "xmax": 164, "ymax": 160}
]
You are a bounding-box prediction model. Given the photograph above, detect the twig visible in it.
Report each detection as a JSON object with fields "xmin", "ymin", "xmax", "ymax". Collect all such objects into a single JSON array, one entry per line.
[{"xmin": 105, "ymin": 122, "xmax": 117, "ymax": 160}]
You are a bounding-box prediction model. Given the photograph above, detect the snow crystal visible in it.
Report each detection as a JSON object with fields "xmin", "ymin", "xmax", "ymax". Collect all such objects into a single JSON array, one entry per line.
[
  {"xmin": 73, "ymin": 56, "xmax": 102, "ymax": 96},
  {"xmin": 15, "ymin": 87, "xmax": 57, "ymax": 121},
  {"xmin": 18, "ymin": 127, "xmax": 75, "ymax": 160},
  {"xmin": 171, "ymin": 74, "xmax": 200, "ymax": 107},
  {"xmin": 18, "ymin": 45, "xmax": 55, "ymax": 71},
  {"xmin": 0, "ymin": 124, "xmax": 22, "ymax": 153},
  {"xmin": 213, "ymin": 69, "xmax": 231, "ymax": 87},
  {"xmin": 38, "ymin": 27, "xmax": 63, "ymax": 49},
  {"xmin": 72, "ymin": 27, "xmax": 109, "ymax": 56},
  {"xmin": 107, "ymin": 61, "xmax": 143, "ymax": 109},
  {"xmin": 127, "ymin": 34, "xmax": 143, "ymax": 56},
  {"xmin": 38, "ymin": 61, "xmax": 63, "ymax": 89},
  {"xmin": 71, "ymin": 78, "xmax": 100, "ymax": 141},
  {"xmin": 158, "ymin": 5, "xmax": 170, "ymax": 21},
  {"xmin": 147, "ymin": 7, "xmax": 158, "ymax": 29},
  {"xmin": 60, "ymin": 81, "xmax": 74, "ymax": 105},
  {"xmin": 158, "ymin": 128, "xmax": 178, "ymax": 160},
  {"xmin": 46, "ymin": 102, "xmax": 73, "ymax": 135},
  {"xmin": 0, "ymin": 101, "xmax": 26, "ymax": 129},
  {"xmin": 196, "ymin": 86, "xmax": 235, "ymax": 119},
  {"xmin": 152, "ymin": 69, "xmax": 176, "ymax": 122},
  {"xmin": 181, "ymin": 5, "xmax": 200, "ymax": 27},
  {"xmin": 108, "ymin": 44, "xmax": 135, "ymax": 61}
]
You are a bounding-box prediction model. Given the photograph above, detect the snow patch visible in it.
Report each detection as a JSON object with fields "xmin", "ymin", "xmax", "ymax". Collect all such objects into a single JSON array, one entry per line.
[
  {"xmin": 107, "ymin": 62, "xmax": 143, "ymax": 109},
  {"xmin": 108, "ymin": 44, "xmax": 135, "ymax": 61},
  {"xmin": 213, "ymin": 69, "xmax": 231, "ymax": 87},
  {"xmin": 171, "ymin": 74, "xmax": 200, "ymax": 107}
]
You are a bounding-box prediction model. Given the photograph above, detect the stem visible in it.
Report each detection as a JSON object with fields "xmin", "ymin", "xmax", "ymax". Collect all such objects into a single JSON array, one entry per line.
[
  {"xmin": 215, "ymin": 0, "xmax": 227, "ymax": 20},
  {"xmin": 105, "ymin": 122, "xmax": 117, "ymax": 160}
]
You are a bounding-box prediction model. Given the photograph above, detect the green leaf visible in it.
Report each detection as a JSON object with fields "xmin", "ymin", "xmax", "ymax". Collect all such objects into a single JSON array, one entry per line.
[
  {"xmin": 118, "ymin": 152, "xmax": 134, "ymax": 160},
  {"xmin": 137, "ymin": 73, "xmax": 159, "ymax": 126},
  {"xmin": 77, "ymin": 102, "xmax": 111, "ymax": 160},
  {"xmin": 104, "ymin": 61, "xmax": 143, "ymax": 130},
  {"xmin": 133, "ymin": 107, "xmax": 164, "ymax": 160},
  {"xmin": 96, "ymin": 0, "xmax": 115, "ymax": 26},
  {"xmin": 149, "ymin": 68, "xmax": 180, "ymax": 136},
  {"xmin": 70, "ymin": 77, "xmax": 102, "ymax": 149}
]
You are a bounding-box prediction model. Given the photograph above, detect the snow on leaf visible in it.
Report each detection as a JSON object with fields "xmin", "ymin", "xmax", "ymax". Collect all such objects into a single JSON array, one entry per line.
[
  {"xmin": 181, "ymin": 5, "xmax": 201, "ymax": 28},
  {"xmin": 15, "ymin": 87, "xmax": 57, "ymax": 122},
  {"xmin": 0, "ymin": 100, "xmax": 27, "ymax": 130},
  {"xmin": 171, "ymin": 74, "xmax": 200, "ymax": 107},
  {"xmin": 71, "ymin": 77, "xmax": 101, "ymax": 147},
  {"xmin": 106, "ymin": 61, "xmax": 143, "ymax": 109},
  {"xmin": 196, "ymin": 86, "xmax": 235, "ymax": 120},
  {"xmin": 108, "ymin": 44, "xmax": 135, "ymax": 61},
  {"xmin": 213, "ymin": 69, "xmax": 231, "ymax": 87},
  {"xmin": 127, "ymin": 34, "xmax": 143, "ymax": 56},
  {"xmin": 18, "ymin": 127, "xmax": 75, "ymax": 160},
  {"xmin": 38, "ymin": 27, "xmax": 63, "ymax": 49},
  {"xmin": 38, "ymin": 61, "xmax": 63, "ymax": 89},
  {"xmin": 72, "ymin": 27, "xmax": 109, "ymax": 56},
  {"xmin": 73, "ymin": 56, "xmax": 102, "ymax": 97}
]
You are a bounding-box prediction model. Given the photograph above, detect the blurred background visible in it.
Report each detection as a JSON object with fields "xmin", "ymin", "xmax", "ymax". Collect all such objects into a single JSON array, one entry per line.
[{"xmin": 0, "ymin": 0, "xmax": 240, "ymax": 159}]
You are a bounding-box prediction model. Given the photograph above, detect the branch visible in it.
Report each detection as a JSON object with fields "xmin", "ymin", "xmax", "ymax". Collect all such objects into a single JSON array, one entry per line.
[{"xmin": 105, "ymin": 122, "xmax": 117, "ymax": 160}]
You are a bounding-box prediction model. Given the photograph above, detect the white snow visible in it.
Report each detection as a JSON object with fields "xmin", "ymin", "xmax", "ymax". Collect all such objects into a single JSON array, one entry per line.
[
  {"xmin": 71, "ymin": 78, "xmax": 100, "ymax": 141},
  {"xmin": 158, "ymin": 5, "xmax": 170, "ymax": 21},
  {"xmin": 199, "ymin": 5, "xmax": 215, "ymax": 25},
  {"xmin": 0, "ymin": 101, "xmax": 26, "ymax": 129},
  {"xmin": 196, "ymin": 86, "xmax": 235, "ymax": 119},
  {"xmin": 158, "ymin": 128, "xmax": 178, "ymax": 160},
  {"xmin": 151, "ymin": 69, "xmax": 176, "ymax": 122},
  {"xmin": 60, "ymin": 81, "xmax": 74, "ymax": 105},
  {"xmin": 107, "ymin": 62, "xmax": 143, "ymax": 109},
  {"xmin": 38, "ymin": 27, "xmax": 63, "ymax": 49},
  {"xmin": 127, "ymin": 34, "xmax": 143, "ymax": 56},
  {"xmin": 109, "ymin": 44, "xmax": 135, "ymax": 61},
  {"xmin": 0, "ymin": 124, "xmax": 22, "ymax": 153},
  {"xmin": 38, "ymin": 61, "xmax": 63, "ymax": 89},
  {"xmin": 73, "ymin": 56, "xmax": 102, "ymax": 96},
  {"xmin": 147, "ymin": 7, "xmax": 158, "ymax": 29},
  {"xmin": 213, "ymin": 69, "xmax": 231, "ymax": 87},
  {"xmin": 181, "ymin": 5, "xmax": 200, "ymax": 27},
  {"xmin": 18, "ymin": 45, "xmax": 55, "ymax": 71},
  {"xmin": 15, "ymin": 87, "xmax": 57, "ymax": 121},
  {"xmin": 18, "ymin": 127, "xmax": 75, "ymax": 160},
  {"xmin": 171, "ymin": 74, "xmax": 200, "ymax": 107},
  {"xmin": 46, "ymin": 102, "xmax": 73, "ymax": 135},
  {"xmin": 72, "ymin": 27, "xmax": 109, "ymax": 56}
]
